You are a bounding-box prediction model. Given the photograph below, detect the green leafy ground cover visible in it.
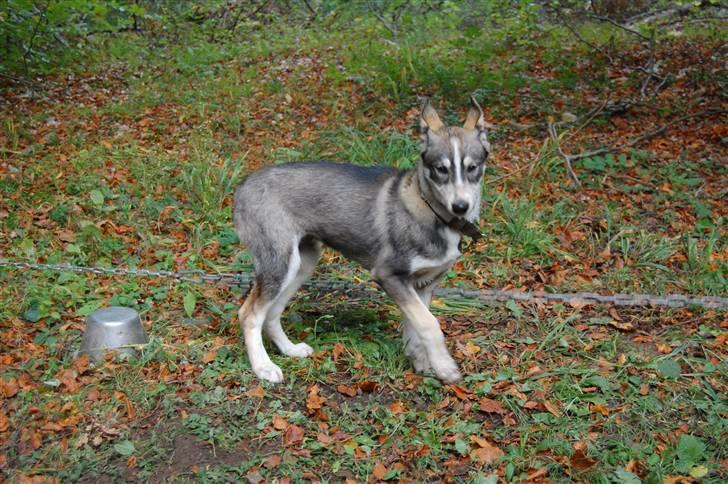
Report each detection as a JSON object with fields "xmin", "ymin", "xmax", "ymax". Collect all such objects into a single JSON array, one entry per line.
[{"xmin": 1, "ymin": 6, "xmax": 726, "ymax": 483}]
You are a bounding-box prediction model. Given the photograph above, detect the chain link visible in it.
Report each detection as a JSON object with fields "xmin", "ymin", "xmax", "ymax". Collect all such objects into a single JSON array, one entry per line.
[{"xmin": 1, "ymin": 259, "xmax": 726, "ymax": 309}]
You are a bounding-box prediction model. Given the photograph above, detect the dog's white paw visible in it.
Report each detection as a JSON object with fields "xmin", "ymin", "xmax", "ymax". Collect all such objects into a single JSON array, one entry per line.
[
  {"xmin": 432, "ymin": 357, "xmax": 462, "ymax": 384},
  {"xmin": 409, "ymin": 351, "xmax": 433, "ymax": 374},
  {"xmin": 253, "ymin": 362, "xmax": 284, "ymax": 383},
  {"xmin": 283, "ymin": 342, "xmax": 313, "ymax": 358}
]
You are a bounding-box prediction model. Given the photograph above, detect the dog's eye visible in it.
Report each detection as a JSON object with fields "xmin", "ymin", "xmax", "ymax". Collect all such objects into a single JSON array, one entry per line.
[
  {"xmin": 434, "ymin": 166, "xmax": 448, "ymax": 176},
  {"xmin": 466, "ymin": 164, "xmax": 478, "ymax": 173}
]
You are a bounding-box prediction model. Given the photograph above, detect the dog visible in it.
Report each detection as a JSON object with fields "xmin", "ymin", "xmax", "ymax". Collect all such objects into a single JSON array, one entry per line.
[{"xmin": 233, "ymin": 96, "xmax": 491, "ymax": 383}]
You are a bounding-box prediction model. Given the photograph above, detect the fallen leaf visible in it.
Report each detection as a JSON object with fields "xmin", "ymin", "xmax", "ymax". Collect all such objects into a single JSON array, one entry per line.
[
  {"xmin": 389, "ymin": 401, "xmax": 406, "ymax": 414},
  {"xmin": 543, "ymin": 400, "xmax": 561, "ymax": 417},
  {"xmin": 245, "ymin": 386, "xmax": 265, "ymax": 398},
  {"xmin": 264, "ymin": 454, "xmax": 282, "ymax": 469},
  {"xmin": 358, "ymin": 381, "xmax": 377, "ymax": 393},
  {"xmin": 202, "ymin": 350, "xmax": 217, "ymax": 364},
  {"xmin": 0, "ymin": 412, "xmax": 8, "ymax": 432},
  {"xmin": 332, "ymin": 342, "xmax": 345, "ymax": 362},
  {"xmin": 450, "ymin": 384, "xmax": 472, "ymax": 400},
  {"xmin": 337, "ymin": 384, "xmax": 357, "ymax": 397},
  {"xmin": 571, "ymin": 447, "xmax": 596, "ymax": 470},
  {"xmin": 471, "ymin": 441, "xmax": 504, "ymax": 464},
  {"xmin": 272, "ymin": 415, "xmax": 288, "ymax": 431},
  {"xmin": 479, "ymin": 397, "xmax": 508, "ymax": 415},
  {"xmin": 591, "ymin": 403, "xmax": 609, "ymax": 416},
  {"xmin": 284, "ymin": 424, "xmax": 304, "ymax": 446},
  {"xmin": 0, "ymin": 378, "xmax": 18, "ymax": 398},
  {"xmin": 372, "ymin": 461, "xmax": 388, "ymax": 480}
]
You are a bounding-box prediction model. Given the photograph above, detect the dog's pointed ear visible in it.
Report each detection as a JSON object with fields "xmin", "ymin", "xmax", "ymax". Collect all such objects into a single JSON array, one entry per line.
[
  {"xmin": 464, "ymin": 95, "xmax": 494, "ymax": 152},
  {"xmin": 420, "ymin": 98, "xmax": 444, "ymax": 133},
  {"xmin": 463, "ymin": 95, "xmax": 494, "ymax": 131}
]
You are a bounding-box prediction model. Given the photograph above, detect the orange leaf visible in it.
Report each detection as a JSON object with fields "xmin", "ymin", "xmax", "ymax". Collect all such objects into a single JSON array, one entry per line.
[
  {"xmin": 0, "ymin": 411, "xmax": 8, "ymax": 432},
  {"xmin": 245, "ymin": 386, "xmax": 265, "ymax": 398},
  {"xmin": 389, "ymin": 401, "xmax": 406, "ymax": 414},
  {"xmin": 284, "ymin": 424, "xmax": 304, "ymax": 447},
  {"xmin": 372, "ymin": 461, "xmax": 388, "ymax": 480},
  {"xmin": 479, "ymin": 398, "xmax": 508, "ymax": 414},
  {"xmin": 358, "ymin": 381, "xmax": 377, "ymax": 393},
  {"xmin": 202, "ymin": 350, "xmax": 217, "ymax": 364},
  {"xmin": 543, "ymin": 400, "xmax": 561, "ymax": 417},
  {"xmin": 450, "ymin": 384, "xmax": 472, "ymax": 400},
  {"xmin": 272, "ymin": 415, "xmax": 288, "ymax": 431},
  {"xmin": 264, "ymin": 454, "xmax": 282, "ymax": 469},
  {"xmin": 0, "ymin": 378, "xmax": 18, "ymax": 398},
  {"xmin": 591, "ymin": 403, "xmax": 609, "ymax": 416},
  {"xmin": 337, "ymin": 384, "xmax": 357, "ymax": 397},
  {"xmin": 332, "ymin": 342, "xmax": 345, "ymax": 362},
  {"xmin": 571, "ymin": 448, "xmax": 596, "ymax": 470},
  {"xmin": 471, "ymin": 442, "xmax": 504, "ymax": 465}
]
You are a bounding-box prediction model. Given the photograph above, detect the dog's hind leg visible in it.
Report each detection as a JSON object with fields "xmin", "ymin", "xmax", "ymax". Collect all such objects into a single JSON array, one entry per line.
[
  {"xmin": 264, "ymin": 238, "xmax": 321, "ymax": 357},
  {"xmin": 239, "ymin": 242, "xmax": 302, "ymax": 383}
]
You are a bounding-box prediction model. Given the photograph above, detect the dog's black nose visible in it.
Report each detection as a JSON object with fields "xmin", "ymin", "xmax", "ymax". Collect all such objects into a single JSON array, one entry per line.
[{"xmin": 452, "ymin": 201, "xmax": 469, "ymax": 215}]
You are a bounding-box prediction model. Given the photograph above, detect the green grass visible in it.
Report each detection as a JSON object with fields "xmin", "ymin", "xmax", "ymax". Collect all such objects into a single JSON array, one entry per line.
[{"xmin": 1, "ymin": 9, "xmax": 726, "ymax": 483}]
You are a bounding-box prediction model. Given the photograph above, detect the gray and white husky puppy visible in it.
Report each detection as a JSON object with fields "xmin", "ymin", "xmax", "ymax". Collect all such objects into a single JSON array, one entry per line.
[{"xmin": 233, "ymin": 97, "xmax": 491, "ymax": 383}]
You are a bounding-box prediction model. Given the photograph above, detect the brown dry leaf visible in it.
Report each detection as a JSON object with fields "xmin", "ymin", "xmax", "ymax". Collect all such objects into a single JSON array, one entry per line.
[
  {"xmin": 450, "ymin": 384, "xmax": 472, "ymax": 400},
  {"xmin": 471, "ymin": 441, "xmax": 504, "ymax": 465},
  {"xmin": 0, "ymin": 411, "xmax": 8, "ymax": 432},
  {"xmin": 525, "ymin": 467, "xmax": 548, "ymax": 481},
  {"xmin": 639, "ymin": 384, "xmax": 650, "ymax": 395},
  {"xmin": 663, "ymin": 476, "xmax": 693, "ymax": 484},
  {"xmin": 126, "ymin": 455, "xmax": 137, "ymax": 468},
  {"xmin": 591, "ymin": 403, "xmax": 609, "ymax": 416},
  {"xmin": 526, "ymin": 366, "xmax": 544, "ymax": 377},
  {"xmin": 389, "ymin": 401, "xmax": 406, "ymax": 414},
  {"xmin": 337, "ymin": 384, "xmax": 357, "ymax": 397},
  {"xmin": 608, "ymin": 320, "xmax": 635, "ymax": 331},
  {"xmin": 571, "ymin": 448, "xmax": 596, "ymax": 470},
  {"xmin": 656, "ymin": 343, "xmax": 673, "ymax": 354},
  {"xmin": 18, "ymin": 475, "xmax": 59, "ymax": 484},
  {"xmin": 358, "ymin": 381, "xmax": 377, "ymax": 393},
  {"xmin": 57, "ymin": 368, "xmax": 80, "ymax": 393},
  {"xmin": 332, "ymin": 342, "xmax": 345, "ymax": 362},
  {"xmin": 608, "ymin": 307, "xmax": 622, "ymax": 321},
  {"xmin": 306, "ymin": 384, "xmax": 326, "ymax": 411},
  {"xmin": 245, "ymin": 386, "xmax": 265, "ymax": 398},
  {"xmin": 463, "ymin": 341, "xmax": 481, "ymax": 356},
  {"xmin": 202, "ymin": 350, "xmax": 217, "ymax": 364},
  {"xmin": 0, "ymin": 378, "xmax": 18, "ymax": 398},
  {"xmin": 284, "ymin": 424, "xmax": 304, "ymax": 447},
  {"xmin": 372, "ymin": 461, "xmax": 388, "ymax": 480},
  {"xmin": 543, "ymin": 400, "xmax": 561, "ymax": 417},
  {"xmin": 272, "ymin": 415, "xmax": 288, "ymax": 431},
  {"xmin": 478, "ymin": 397, "xmax": 508, "ymax": 415},
  {"xmin": 264, "ymin": 454, "xmax": 282, "ymax": 469}
]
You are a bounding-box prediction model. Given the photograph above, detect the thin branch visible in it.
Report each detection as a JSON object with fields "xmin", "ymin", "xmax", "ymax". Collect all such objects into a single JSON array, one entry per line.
[
  {"xmin": 588, "ymin": 14, "xmax": 652, "ymax": 41},
  {"xmin": 568, "ymin": 109, "xmax": 727, "ymax": 162},
  {"xmin": 548, "ymin": 121, "xmax": 582, "ymax": 188}
]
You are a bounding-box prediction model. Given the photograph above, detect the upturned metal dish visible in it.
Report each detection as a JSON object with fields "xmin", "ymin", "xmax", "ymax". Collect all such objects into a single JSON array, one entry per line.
[{"xmin": 79, "ymin": 306, "xmax": 148, "ymax": 362}]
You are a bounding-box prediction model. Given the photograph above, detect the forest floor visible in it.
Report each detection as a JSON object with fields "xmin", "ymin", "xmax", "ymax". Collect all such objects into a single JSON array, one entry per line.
[{"xmin": 0, "ymin": 20, "xmax": 726, "ymax": 483}]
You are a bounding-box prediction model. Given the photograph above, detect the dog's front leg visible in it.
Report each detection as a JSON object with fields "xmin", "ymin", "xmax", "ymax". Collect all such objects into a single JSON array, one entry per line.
[{"xmin": 380, "ymin": 278, "xmax": 461, "ymax": 383}]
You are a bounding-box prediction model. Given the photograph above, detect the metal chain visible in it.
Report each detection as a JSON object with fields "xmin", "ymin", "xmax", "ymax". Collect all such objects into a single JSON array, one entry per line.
[{"xmin": 1, "ymin": 260, "xmax": 726, "ymax": 310}]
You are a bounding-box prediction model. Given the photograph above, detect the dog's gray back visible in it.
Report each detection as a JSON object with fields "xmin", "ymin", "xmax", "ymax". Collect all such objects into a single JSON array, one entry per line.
[{"xmin": 234, "ymin": 162, "xmax": 400, "ymax": 269}]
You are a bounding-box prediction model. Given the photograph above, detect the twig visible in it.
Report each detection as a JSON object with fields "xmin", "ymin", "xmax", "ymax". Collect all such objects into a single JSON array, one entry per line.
[
  {"xmin": 567, "ymin": 108, "xmax": 727, "ymax": 162},
  {"xmin": 563, "ymin": 21, "xmax": 614, "ymax": 63},
  {"xmin": 588, "ymin": 14, "xmax": 652, "ymax": 41},
  {"xmin": 547, "ymin": 121, "xmax": 582, "ymax": 188}
]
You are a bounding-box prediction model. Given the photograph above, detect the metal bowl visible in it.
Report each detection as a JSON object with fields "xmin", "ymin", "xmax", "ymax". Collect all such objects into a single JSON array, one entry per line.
[{"xmin": 80, "ymin": 306, "xmax": 148, "ymax": 362}]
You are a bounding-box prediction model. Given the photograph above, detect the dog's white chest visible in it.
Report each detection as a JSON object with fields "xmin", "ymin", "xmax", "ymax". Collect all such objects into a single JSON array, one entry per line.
[{"xmin": 410, "ymin": 230, "xmax": 461, "ymax": 288}]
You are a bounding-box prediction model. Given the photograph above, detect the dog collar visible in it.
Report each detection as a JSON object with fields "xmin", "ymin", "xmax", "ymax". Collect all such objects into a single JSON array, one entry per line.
[{"xmin": 420, "ymin": 195, "xmax": 483, "ymax": 241}]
